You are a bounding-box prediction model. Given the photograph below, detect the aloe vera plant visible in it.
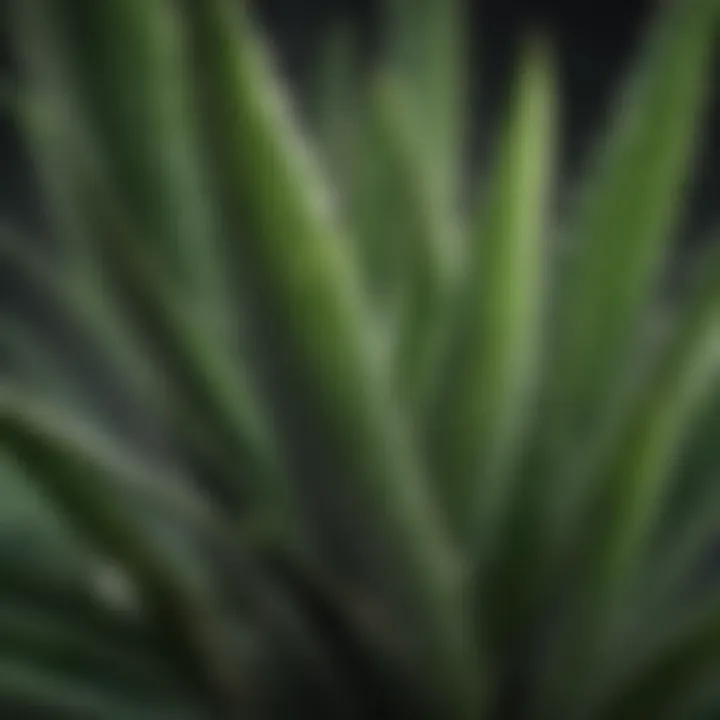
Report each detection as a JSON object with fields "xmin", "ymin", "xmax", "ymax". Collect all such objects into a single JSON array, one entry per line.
[{"xmin": 0, "ymin": 0, "xmax": 718, "ymax": 718}]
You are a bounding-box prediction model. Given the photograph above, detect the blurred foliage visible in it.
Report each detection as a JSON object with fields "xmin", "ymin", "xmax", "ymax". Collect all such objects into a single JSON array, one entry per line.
[{"xmin": 0, "ymin": 0, "xmax": 718, "ymax": 718}]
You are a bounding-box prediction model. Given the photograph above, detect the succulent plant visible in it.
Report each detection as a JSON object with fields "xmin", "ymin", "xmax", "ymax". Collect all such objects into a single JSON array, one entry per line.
[{"xmin": 0, "ymin": 0, "xmax": 718, "ymax": 718}]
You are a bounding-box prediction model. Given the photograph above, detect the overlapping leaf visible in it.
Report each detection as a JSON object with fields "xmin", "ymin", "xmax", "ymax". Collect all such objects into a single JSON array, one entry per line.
[{"xmin": 0, "ymin": 0, "xmax": 717, "ymax": 718}]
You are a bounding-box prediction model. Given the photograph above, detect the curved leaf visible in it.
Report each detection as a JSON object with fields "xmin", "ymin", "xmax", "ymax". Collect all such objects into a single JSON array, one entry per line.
[{"xmin": 180, "ymin": 1, "xmax": 482, "ymax": 715}]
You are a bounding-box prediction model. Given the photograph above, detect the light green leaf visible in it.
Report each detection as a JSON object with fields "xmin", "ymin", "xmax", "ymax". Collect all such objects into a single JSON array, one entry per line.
[{"xmin": 429, "ymin": 37, "xmax": 556, "ymax": 552}]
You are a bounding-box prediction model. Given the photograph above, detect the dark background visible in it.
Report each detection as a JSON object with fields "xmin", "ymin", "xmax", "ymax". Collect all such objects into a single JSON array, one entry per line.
[{"xmin": 0, "ymin": 0, "xmax": 717, "ymax": 241}]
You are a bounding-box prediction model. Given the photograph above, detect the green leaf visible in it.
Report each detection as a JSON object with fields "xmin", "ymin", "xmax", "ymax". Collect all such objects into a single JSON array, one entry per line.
[
  {"xmin": 549, "ymin": 0, "xmax": 717, "ymax": 449},
  {"xmin": 0, "ymin": 659, "xmax": 203, "ymax": 720},
  {"xmin": 368, "ymin": 0, "xmax": 469, "ymax": 409},
  {"xmin": 592, "ymin": 253, "xmax": 720, "ymax": 612},
  {"xmin": 180, "ymin": 1, "xmax": 482, "ymax": 715},
  {"xmin": 0, "ymin": 223, "xmax": 160, "ymax": 408},
  {"xmin": 1, "ymin": 204, "xmax": 286, "ymax": 532},
  {"xmin": 0, "ymin": 389, "xmax": 243, "ymax": 549},
  {"xmin": 543, "ymin": 239, "xmax": 720, "ymax": 717},
  {"xmin": 0, "ymin": 388, "xmax": 244, "ymax": 710},
  {"xmin": 429, "ymin": 37, "xmax": 556, "ymax": 552},
  {"xmin": 0, "ymin": 316, "xmax": 70, "ymax": 396},
  {"xmin": 591, "ymin": 595, "xmax": 720, "ymax": 720},
  {"xmin": 593, "ymin": 242, "xmax": 719, "ymax": 608},
  {"xmin": 17, "ymin": 0, "xmax": 231, "ymax": 315},
  {"xmin": 384, "ymin": 0, "xmax": 466, "ymax": 209},
  {"xmin": 0, "ymin": 599, "xmax": 188, "ymax": 697},
  {"xmin": 310, "ymin": 24, "xmax": 360, "ymax": 206},
  {"xmin": 82, "ymin": 174, "xmax": 293, "ymax": 527},
  {"xmin": 10, "ymin": 0, "xmax": 94, "ymax": 270},
  {"xmin": 640, "ymin": 473, "xmax": 720, "ymax": 621},
  {"xmin": 369, "ymin": 73, "xmax": 464, "ymax": 411}
]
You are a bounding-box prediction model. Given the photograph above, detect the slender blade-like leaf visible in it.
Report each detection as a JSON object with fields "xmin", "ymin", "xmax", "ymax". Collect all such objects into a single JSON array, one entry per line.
[
  {"xmin": 0, "ymin": 388, "xmax": 244, "ymax": 711},
  {"xmin": 429, "ymin": 38, "xmax": 556, "ymax": 552},
  {"xmin": 543, "ymin": 240, "xmax": 720, "ymax": 717},
  {"xmin": 549, "ymin": 0, "xmax": 717, "ymax": 451},
  {"xmin": 384, "ymin": 0, "xmax": 466, "ymax": 211}
]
